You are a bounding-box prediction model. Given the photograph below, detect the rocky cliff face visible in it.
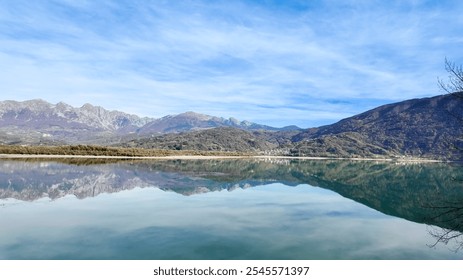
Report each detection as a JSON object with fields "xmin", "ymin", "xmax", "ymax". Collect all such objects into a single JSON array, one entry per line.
[
  {"xmin": 0, "ymin": 100, "xmax": 153, "ymax": 130},
  {"xmin": 0, "ymin": 99, "xmax": 152, "ymax": 144}
]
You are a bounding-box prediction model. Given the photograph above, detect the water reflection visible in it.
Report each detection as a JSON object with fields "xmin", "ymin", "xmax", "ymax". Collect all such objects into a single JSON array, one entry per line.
[
  {"xmin": 1, "ymin": 158, "xmax": 463, "ymax": 258},
  {"xmin": 425, "ymin": 195, "xmax": 463, "ymax": 252}
]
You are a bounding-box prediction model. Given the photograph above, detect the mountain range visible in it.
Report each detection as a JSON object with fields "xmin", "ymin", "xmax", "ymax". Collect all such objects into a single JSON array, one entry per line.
[
  {"xmin": 0, "ymin": 99, "xmax": 294, "ymax": 145},
  {"xmin": 1, "ymin": 93, "xmax": 462, "ymax": 160}
]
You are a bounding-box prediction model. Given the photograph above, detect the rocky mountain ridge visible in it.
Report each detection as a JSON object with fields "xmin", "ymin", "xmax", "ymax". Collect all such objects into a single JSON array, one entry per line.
[
  {"xmin": 1, "ymin": 94, "xmax": 462, "ymax": 160},
  {"xmin": 0, "ymin": 99, "xmax": 152, "ymax": 130},
  {"xmin": 0, "ymin": 99, "xmax": 292, "ymax": 145},
  {"xmin": 0, "ymin": 99, "xmax": 153, "ymax": 144},
  {"xmin": 136, "ymin": 111, "xmax": 292, "ymax": 135}
]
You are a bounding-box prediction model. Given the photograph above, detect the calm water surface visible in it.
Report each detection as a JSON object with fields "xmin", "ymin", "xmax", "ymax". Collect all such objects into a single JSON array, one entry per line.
[{"xmin": 0, "ymin": 158, "xmax": 462, "ymax": 259}]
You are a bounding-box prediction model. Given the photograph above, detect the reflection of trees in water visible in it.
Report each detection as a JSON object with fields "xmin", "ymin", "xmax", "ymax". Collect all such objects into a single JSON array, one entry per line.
[
  {"xmin": 426, "ymin": 199, "xmax": 463, "ymax": 252},
  {"xmin": 429, "ymin": 228, "xmax": 463, "ymax": 253},
  {"xmin": 434, "ymin": 59, "xmax": 463, "ymax": 250},
  {"xmin": 2, "ymin": 158, "xmax": 463, "ymax": 252}
]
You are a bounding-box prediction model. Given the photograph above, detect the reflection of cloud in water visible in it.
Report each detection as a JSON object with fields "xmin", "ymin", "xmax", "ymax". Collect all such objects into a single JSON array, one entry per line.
[
  {"xmin": 1, "ymin": 159, "xmax": 463, "ymax": 259},
  {"xmin": 1, "ymin": 183, "xmax": 462, "ymax": 259},
  {"xmin": 325, "ymin": 211, "xmax": 356, "ymax": 217}
]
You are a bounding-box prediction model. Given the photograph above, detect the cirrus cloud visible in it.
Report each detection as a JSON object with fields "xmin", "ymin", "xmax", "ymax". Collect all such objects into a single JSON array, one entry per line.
[{"xmin": 1, "ymin": 0, "xmax": 462, "ymax": 127}]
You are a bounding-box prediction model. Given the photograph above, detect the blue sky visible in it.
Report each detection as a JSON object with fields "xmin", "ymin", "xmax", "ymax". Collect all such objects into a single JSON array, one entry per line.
[{"xmin": 1, "ymin": 0, "xmax": 463, "ymax": 128}]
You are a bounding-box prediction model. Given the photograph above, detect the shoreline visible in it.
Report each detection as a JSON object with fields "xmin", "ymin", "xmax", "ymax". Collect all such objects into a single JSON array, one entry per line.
[
  {"xmin": 0, "ymin": 153, "xmax": 445, "ymax": 163},
  {"xmin": 0, "ymin": 154, "xmax": 250, "ymax": 160}
]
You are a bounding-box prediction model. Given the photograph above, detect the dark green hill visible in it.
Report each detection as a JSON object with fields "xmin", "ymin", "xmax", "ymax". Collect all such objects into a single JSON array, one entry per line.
[
  {"xmin": 291, "ymin": 93, "xmax": 463, "ymax": 160},
  {"xmin": 121, "ymin": 127, "xmax": 282, "ymax": 152}
]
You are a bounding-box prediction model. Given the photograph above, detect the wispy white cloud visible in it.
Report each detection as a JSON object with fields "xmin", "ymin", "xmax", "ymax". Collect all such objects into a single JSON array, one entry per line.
[{"xmin": 1, "ymin": 0, "xmax": 462, "ymax": 127}]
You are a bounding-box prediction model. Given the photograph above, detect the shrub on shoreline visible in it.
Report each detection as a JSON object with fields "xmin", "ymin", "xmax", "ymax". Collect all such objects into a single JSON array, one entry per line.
[{"xmin": 0, "ymin": 145, "xmax": 251, "ymax": 157}]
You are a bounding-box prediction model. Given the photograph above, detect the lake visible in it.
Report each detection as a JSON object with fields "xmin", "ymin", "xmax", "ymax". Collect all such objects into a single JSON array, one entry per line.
[{"xmin": 0, "ymin": 158, "xmax": 462, "ymax": 259}]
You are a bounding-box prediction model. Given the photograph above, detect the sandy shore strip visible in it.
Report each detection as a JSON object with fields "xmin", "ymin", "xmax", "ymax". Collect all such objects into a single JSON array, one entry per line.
[
  {"xmin": 0, "ymin": 153, "xmax": 445, "ymax": 162},
  {"xmin": 0, "ymin": 154, "xmax": 250, "ymax": 160},
  {"xmin": 254, "ymin": 155, "xmax": 444, "ymax": 162}
]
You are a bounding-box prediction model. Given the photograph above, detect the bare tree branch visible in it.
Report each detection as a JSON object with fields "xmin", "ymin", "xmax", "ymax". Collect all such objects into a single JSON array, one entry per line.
[{"xmin": 439, "ymin": 58, "xmax": 463, "ymax": 95}]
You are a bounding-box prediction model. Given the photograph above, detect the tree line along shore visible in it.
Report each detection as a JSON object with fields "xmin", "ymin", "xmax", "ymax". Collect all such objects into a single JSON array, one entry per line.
[{"xmin": 0, "ymin": 145, "xmax": 251, "ymax": 157}]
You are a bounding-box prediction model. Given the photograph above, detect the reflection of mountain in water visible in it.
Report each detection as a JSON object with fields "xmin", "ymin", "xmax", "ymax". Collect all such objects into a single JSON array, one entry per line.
[
  {"xmin": 0, "ymin": 159, "xmax": 253, "ymax": 200},
  {"xmin": 1, "ymin": 159, "xmax": 463, "ymax": 235}
]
